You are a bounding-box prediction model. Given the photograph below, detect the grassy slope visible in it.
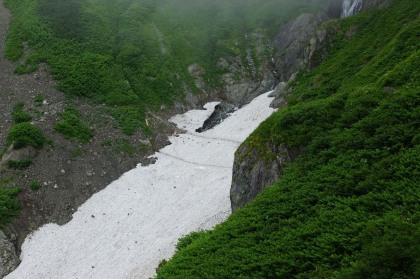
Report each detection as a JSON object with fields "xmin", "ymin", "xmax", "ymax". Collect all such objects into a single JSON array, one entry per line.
[
  {"xmin": 4, "ymin": 0, "xmax": 329, "ymax": 135},
  {"xmin": 155, "ymin": 0, "xmax": 420, "ymax": 278}
]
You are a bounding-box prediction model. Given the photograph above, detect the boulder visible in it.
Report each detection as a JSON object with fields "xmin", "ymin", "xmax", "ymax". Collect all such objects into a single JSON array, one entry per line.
[
  {"xmin": 0, "ymin": 145, "xmax": 37, "ymax": 170},
  {"xmin": 196, "ymin": 102, "xmax": 236, "ymax": 133},
  {"xmin": 230, "ymin": 143, "xmax": 294, "ymax": 212}
]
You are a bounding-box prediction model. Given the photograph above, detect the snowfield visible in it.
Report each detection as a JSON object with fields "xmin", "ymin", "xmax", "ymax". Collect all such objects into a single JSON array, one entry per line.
[{"xmin": 6, "ymin": 92, "xmax": 276, "ymax": 279}]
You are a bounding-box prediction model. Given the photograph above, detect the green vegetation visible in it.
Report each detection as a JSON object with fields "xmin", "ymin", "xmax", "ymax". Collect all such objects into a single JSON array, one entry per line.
[
  {"xmin": 7, "ymin": 159, "xmax": 32, "ymax": 170},
  {"xmin": 70, "ymin": 147, "xmax": 84, "ymax": 159},
  {"xmin": 7, "ymin": 102, "xmax": 45, "ymax": 151},
  {"xmin": 7, "ymin": 122, "xmax": 46, "ymax": 150},
  {"xmin": 54, "ymin": 106, "xmax": 93, "ymax": 143},
  {"xmin": 12, "ymin": 102, "xmax": 32, "ymax": 123},
  {"xmin": 29, "ymin": 181, "xmax": 41, "ymax": 191},
  {"xmin": 34, "ymin": 93, "xmax": 45, "ymax": 106},
  {"xmin": 4, "ymin": 0, "xmax": 331, "ymax": 135},
  {"xmin": 0, "ymin": 178, "xmax": 20, "ymax": 227},
  {"xmin": 102, "ymin": 138, "xmax": 136, "ymax": 155},
  {"xmin": 156, "ymin": 0, "xmax": 420, "ymax": 278}
]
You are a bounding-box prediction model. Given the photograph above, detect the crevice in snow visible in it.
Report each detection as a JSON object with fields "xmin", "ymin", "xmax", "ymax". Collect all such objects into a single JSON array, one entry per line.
[
  {"xmin": 156, "ymin": 151, "xmax": 231, "ymax": 169},
  {"xmin": 182, "ymin": 132, "xmax": 242, "ymax": 145}
]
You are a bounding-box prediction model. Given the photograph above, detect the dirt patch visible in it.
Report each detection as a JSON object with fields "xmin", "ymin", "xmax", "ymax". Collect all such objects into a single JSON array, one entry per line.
[{"xmin": 0, "ymin": 0, "xmax": 211, "ymax": 261}]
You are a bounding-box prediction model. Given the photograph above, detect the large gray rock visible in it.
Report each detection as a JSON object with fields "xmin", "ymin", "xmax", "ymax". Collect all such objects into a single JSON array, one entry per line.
[
  {"xmin": 269, "ymin": 75, "xmax": 295, "ymax": 109},
  {"xmin": 230, "ymin": 143, "xmax": 294, "ymax": 212},
  {"xmin": 221, "ymin": 74, "xmax": 276, "ymax": 106},
  {"xmin": 0, "ymin": 145, "xmax": 37, "ymax": 170},
  {"xmin": 0, "ymin": 230, "xmax": 19, "ymax": 278},
  {"xmin": 196, "ymin": 102, "xmax": 236, "ymax": 133}
]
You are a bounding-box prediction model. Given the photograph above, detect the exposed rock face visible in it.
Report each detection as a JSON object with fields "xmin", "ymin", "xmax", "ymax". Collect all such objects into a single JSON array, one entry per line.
[
  {"xmin": 269, "ymin": 81, "xmax": 293, "ymax": 109},
  {"xmin": 0, "ymin": 146, "xmax": 37, "ymax": 170},
  {"xmin": 230, "ymin": 143, "xmax": 293, "ymax": 212},
  {"xmin": 230, "ymin": 2, "xmax": 342, "ymax": 211},
  {"xmin": 196, "ymin": 102, "xmax": 236, "ymax": 133},
  {"xmin": 218, "ymin": 32, "xmax": 277, "ymax": 106},
  {"xmin": 230, "ymin": 12, "xmax": 332, "ymax": 212},
  {"xmin": 272, "ymin": 12, "xmax": 329, "ymax": 82},
  {"xmin": 220, "ymin": 67, "xmax": 276, "ymax": 106},
  {"xmin": 291, "ymin": 20, "xmax": 340, "ymax": 78},
  {"xmin": 188, "ymin": 63, "xmax": 207, "ymax": 94},
  {"xmin": 361, "ymin": 0, "xmax": 390, "ymax": 11},
  {"xmin": 230, "ymin": 0, "xmax": 392, "ymax": 212},
  {"xmin": 0, "ymin": 231, "xmax": 19, "ymax": 278}
]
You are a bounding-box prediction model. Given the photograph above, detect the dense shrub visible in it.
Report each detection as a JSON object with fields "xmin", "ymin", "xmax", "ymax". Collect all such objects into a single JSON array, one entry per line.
[
  {"xmin": 12, "ymin": 102, "xmax": 32, "ymax": 123},
  {"xmin": 29, "ymin": 181, "xmax": 41, "ymax": 191},
  {"xmin": 0, "ymin": 178, "xmax": 20, "ymax": 228},
  {"xmin": 54, "ymin": 106, "xmax": 93, "ymax": 143},
  {"xmin": 4, "ymin": 0, "xmax": 332, "ymax": 134},
  {"xmin": 6, "ymin": 123, "xmax": 46, "ymax": 150},
  {"xmin": 7, "ymin": 159, "xmax": 32, "ymax": 170}
]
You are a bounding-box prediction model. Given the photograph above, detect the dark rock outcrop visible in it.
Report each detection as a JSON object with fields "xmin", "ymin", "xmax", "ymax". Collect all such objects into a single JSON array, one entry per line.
[
  {"xmin": 217, "ymin": 31, "xmax": 277, "ymax": 106},
  {"xmin": 272, "ymin": 12, "xmax": 330, "ymax": 82},
  {"xmin": 0, "ymin": 231, "xmax": 19, "ymax": 277},
  {"xmin": 196, "ymin": 102, "xmax": 236, "ymax": 133},
  {"xmin": 231, "ymin": 143, "xmax": 295, "ymax": 212}
]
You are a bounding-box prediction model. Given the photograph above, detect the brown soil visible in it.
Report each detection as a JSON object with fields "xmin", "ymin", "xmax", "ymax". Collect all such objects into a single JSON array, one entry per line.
[{"xmin": 0, "ymin": 0, "xmax": 207, "ymax": 258}]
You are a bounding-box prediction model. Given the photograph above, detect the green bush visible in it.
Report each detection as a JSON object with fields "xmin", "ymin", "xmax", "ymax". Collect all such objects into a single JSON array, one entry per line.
[
  {"xmin": 175, "ymin": 231, "xmax": 207, "ymax": 252},
  {"xmin": 4, "ymin": 0, "xmax": 331, "ymax": 135},
  {"xmin": 7, "ymin": 159, "xmax": 32, "ymax": 170},
  {"xmin": 110, "ymin": 107, "xmax": 145, "ymax": 135},
  {"xmin": 12, "ymin": 102, "xmax": 32, "ymax": 123},
  {"xmin": 34, "ymin": 93, "xmax": 45, "ymax": 105},
  {"xmin": 54, "ymin": 106, "xmax": 93, "ymax": 143},
  {"xmin": 29, "ymin": 181, "xmax": 41, "ymax": 191},
  {"xmin": 7, "ymin": 123, "xmax": 46, "ymax": 149},
  {"xmin": 0, "ymin": 178, "xmax": 20, "ymax": 227}
]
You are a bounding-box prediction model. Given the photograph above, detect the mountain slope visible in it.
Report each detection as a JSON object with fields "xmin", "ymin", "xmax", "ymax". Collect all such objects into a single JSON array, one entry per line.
[
  {"xmin": 0, "ymin": 0, "xmax": 341, "ymax": 276},
  {"xmin": 155, "ymin": 0, "xmax": 420, "ymax": 278},
  {"xmin": 4, "ymin": 0, "xmax": 332, "ymax": 133}
]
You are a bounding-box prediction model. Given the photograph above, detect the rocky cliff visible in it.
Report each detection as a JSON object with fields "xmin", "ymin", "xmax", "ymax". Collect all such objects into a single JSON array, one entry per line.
[
  {"xmin": 230, "ymin": 9, "xmax": 335, "ymax": 212},
  {"xmin": 230, "ymin": 0, "xmax": 390, "ymax": 211}
]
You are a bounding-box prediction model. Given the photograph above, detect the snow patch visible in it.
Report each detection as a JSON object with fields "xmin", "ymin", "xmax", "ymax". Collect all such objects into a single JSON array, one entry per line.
[{"xmin": 6, "ymin": 92, "xmax": 276, "ymax": 279}]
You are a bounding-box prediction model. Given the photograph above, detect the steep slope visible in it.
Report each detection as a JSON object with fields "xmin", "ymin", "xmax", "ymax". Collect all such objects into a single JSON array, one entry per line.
[
  {"xmin": 0, "ymin": 0, "xmax": 338, "ymax": 271},
  {"xmin": 5, "ymin": 93, "xmax": 276, "ymax": 279},
  {"xmin": 3, "ymin": 0, "xmax": 340, "ymax": 131},
  {"xmin": 155, "ymin": 0, "xmax": 420, "ymax": 278}
]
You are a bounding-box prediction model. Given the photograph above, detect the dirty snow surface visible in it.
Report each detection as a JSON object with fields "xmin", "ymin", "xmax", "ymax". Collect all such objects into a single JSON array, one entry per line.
[{"xmin": 6, "ymin": 92, "xmax": 276, "ymax": 279}]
